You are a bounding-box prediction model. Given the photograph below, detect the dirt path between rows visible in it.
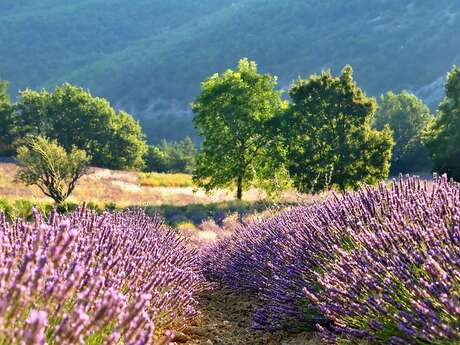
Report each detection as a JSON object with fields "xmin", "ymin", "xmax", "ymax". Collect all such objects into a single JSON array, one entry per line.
[{"xmin": 177, "ymin": 287, "xmax": 322, "ymax": 345}]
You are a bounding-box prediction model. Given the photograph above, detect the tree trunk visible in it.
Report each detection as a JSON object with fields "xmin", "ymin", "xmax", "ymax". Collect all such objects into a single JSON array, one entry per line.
[{"xmin": 236, "ymin": 175, "xmax": 243, "ymax": 200}]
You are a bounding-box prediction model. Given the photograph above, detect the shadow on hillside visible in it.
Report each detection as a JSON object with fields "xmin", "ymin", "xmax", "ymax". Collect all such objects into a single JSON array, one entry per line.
[
  {"xmin": 142, "ymin": 200, "xmax": 283, "ymax": 227},
  {"xmin": 0, "ymin": 196, "xmax": 295, "ymax": 226}
]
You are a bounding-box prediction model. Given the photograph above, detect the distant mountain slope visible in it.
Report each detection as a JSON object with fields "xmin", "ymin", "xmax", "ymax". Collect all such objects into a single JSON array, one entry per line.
[
  {"xmin": 2, "ymin": 0, "xmax": 460, "ymax": 141},
  {"xmin": 0, "ymin": 0, "xmax": 234, "ymax": 94}
]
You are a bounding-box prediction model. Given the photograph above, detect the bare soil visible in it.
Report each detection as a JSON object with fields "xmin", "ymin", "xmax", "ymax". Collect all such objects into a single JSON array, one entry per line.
[{"xmin": 179, "ymin": 287, "xmax": 322, "ymax": 345}]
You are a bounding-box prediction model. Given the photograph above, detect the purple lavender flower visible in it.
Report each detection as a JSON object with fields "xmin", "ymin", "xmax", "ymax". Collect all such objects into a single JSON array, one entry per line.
[
  {"xmin": 0, "ymin": 207, "xmax": 208, "ymax": 344},
  {"xmin": 202, "ymin": 175, "xmax": 460, "ymax": 343}
]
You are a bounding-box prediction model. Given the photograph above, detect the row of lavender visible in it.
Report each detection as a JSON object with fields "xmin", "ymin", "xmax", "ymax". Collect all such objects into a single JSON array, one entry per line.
[
  {"xmin": 202, "ymin": 175, "xmax": 460, "ymax": 344},
  {"xmin": 0, "ymin": 207, "xmax": 208, "ymax": 344}
]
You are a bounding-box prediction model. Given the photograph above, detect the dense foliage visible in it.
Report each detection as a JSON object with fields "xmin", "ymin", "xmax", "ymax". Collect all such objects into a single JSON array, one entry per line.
[
  {"xmin": 374, "ymin": 91, "xmax": 432, "ymax": 174},
  {"xmin": 284, "ymin": 66, "xmax": 393, "ymax": 192},
  {"xmin": 5, "ymin": 84, "xmax": 148, "ymax": 170},
  {"xmin": 425, "ymin": 66, "xmax": 460, "ymax": 181},
  {"xmin": 193, "ymin": 59, "xmax": 286, "ymax": 199},
  {"xmin": 0, "ymin": 207, "xmax": 207, "ymax": 344},
  {"xmin": 202, "ymin": 175, "xmax": 460, "ymax": 343},
  {"xmin": 2, "ymin": 1, "xmax": 459, "ymax": 142},
  {"xmin": 145, "ymin": 137, "xmax": 196, "ymax": 173},
  {"xmin": 0, "ymin": 81, "xmax": 14, "ymax": 154},
  {"xmin": 16, "ymin": 136, "xmax": 90, "ymax": 204}
]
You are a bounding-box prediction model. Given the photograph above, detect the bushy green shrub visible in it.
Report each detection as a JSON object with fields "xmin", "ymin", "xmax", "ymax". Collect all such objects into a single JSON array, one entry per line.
[
  {"xmin": 11, "ymin": 199, "xmax": 34, "ymax": 219},
  {"xmin": 0, "ymin": 198, "xmax": 13, "ymax": 218},
  {"xmin": 104, "ymin": 201, "xmax": 118, "ymax": 211},
  {"xmin": 16, "ymin": 136, "xmax": 90, "ymax": 204},
  {"xmin": 55, "ymin": 201, "xmax": 79, "ymax": 214},
  {"xmin": 0, "ymin": 198, "xmax": 79, "ymax": 221}
]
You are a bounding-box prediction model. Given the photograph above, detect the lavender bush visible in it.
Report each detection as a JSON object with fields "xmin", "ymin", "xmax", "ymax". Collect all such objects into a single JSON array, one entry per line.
[
  {"xmin": 202, "ymin": 175, "xmax": 460, "ymax": 343},
  {"xmin": 307, "ymin": 175, "xmax": 460, "ymax": 344},
  {"xmin": 0, "ymin": 207, "xmax": 207, "ymax": 344}
]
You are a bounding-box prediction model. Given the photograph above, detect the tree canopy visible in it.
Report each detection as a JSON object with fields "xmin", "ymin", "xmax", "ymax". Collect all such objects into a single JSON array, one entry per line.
[
  {"xmin": 424, "ymin": 66, "xmax": 460, "ymax": 181},
  {"xmin": 0, "ymin": 81, "xmax": 15, "ymax": 154},
  {"xmin": 192, "ymin": 59, "xmax": 286, "ymax": 199},
  {"xmin": 0, "ymin": 81, "xmax": 8, "ymax": 104},
  {"xmin": 374, "ymin": 91, "xmax": 432, "ymax": 175},
  {"xmin": 145, "ymin": 137, "xmax": 196, "ymax": 174},
  {"xmin": 12, "ymin": 84, "xmax": 147, "ymax": 170},
  {"xmin": 284, "ymin": 66, "xmax": 394, "ymax": 192}
]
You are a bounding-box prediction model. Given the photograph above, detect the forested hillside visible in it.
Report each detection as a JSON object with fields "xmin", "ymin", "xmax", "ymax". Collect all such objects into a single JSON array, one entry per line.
[{"xmin": 2, "ymin": 0, "xmax": 460, "ymax": 142}]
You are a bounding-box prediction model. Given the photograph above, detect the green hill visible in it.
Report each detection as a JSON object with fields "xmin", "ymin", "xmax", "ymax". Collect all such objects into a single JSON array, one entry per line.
[{"xmin": 2, "ymin": 0, "xmax": 460, "ymax": 142}]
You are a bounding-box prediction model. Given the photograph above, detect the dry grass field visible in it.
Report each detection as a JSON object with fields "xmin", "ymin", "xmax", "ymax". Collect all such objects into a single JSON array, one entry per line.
[
  {"xmin": 0, "ymin": 163, "xmax": 323, "ymax": 207},
  {"xmin": 0, "ymin": 163, "xmax": 258, "ymax": 206},
  {"xmin": 0, "ymin": 162, "xmax": 328, "ymax": 227}
]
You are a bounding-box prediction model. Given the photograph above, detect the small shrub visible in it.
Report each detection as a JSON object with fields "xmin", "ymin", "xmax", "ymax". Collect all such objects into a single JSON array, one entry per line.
[
  {"xmin": 0, "ymin": 198, "xmax": 13, "ymax": 218},
  {"xmin": 11, "ymin": 199, "xmax": 34, "ymax": 219},
  {"xmin": 86, "ymin": 200, "xmax": 102, "ymax": 212},
  {"xmin": 55, "ymin": 201, "xmax": 79, "ymax": 214},
  {"xmin": 36, "ymin": 202, "xmax": 54, "ymax": 217},
  {"xmin": 0, "ymin": 198, "xmax": 52, "ymax": 221},
  {"xmin": 16, "ymin": 135, "xmax": 90, "ymax": 204},
  {"xmin": 104, "ymin": 201, "xmax": 118, "ymax": 211}
]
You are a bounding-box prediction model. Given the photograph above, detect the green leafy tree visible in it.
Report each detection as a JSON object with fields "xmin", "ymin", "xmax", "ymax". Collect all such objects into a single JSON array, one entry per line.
[
  {"xmin": 14, "ymin": 89, "xmax": 52, "ymax": 138},
  {"xmin": 0, "ymin": 80, "xmax": 8, "ymax": 104},
  {"xmin": 374, "ymin": 91, "xmax": 432, "ymax": 175},
  {"xmin": 145, "ymin": 137, "xmax": 196, "ymax": 173},
  {"xmin": 14, "ymin": 84, "xmax": 147, "ymax": 170},
  {"xmin": 192, "ymin": 58, "xmax": 285, "ymax": 200},
  {"xmin": 424, "ymin": 66, "xmax": 460, "ymax": 180},
  {"xmin": 16, "ymin": 136, "xmax": 90, "ymax": 204},
  {"xmin": 0, "ymin": 81, "xmax": 16, "ymax": 154},
  {"xmin": 146, "ymin": 146, "xmax": 168, "ymax": 172},
  {"xmin": 105, "ymin": 111, "xmax": 148, "ymax": 170},
  {"xmin": 284, "ymin": 66, "xmax": 394, "ymax": 192}
]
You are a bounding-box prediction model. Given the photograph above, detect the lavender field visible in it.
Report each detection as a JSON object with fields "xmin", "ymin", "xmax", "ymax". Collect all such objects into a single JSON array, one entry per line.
[
  {"xmin": 2, "ymin": 175, "xmax": 460, "ymax": 344},
  {"xmin": 202, "ymin": 175, "xmax": 460, "ymax": 344},
  {"xmin": 0, "ymin": 208, "xmax": 207, "ymax": 344},
  {"xmin": 2, "ymin": 1, "xmax": 460, "ymax": 344}
]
